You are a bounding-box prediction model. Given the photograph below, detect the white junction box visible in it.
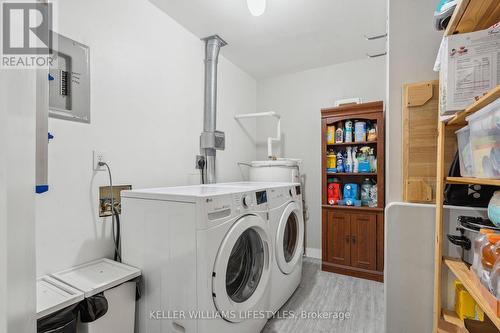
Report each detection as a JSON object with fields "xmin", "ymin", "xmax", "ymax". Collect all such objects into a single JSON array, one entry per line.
[{"xmin": 438, "ymin": 22, "xmax": 500, "ymax": 115}]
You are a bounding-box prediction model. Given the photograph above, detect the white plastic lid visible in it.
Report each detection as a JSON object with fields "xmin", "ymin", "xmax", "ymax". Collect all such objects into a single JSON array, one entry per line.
[
  {"xmin": 465, "ymin": 97, "xmax": 500, "ymax": 123},
  {"xmin": 51, "ymin": 259, "xmax": 141, "ymax": 298},
  {"xmin": 250, "ymin": 159, "xmax": 300, "ymax": 167},
  {"xmin": 37, "ymin": 276, "xmax": 84, "ymax": 319},
  {"xmin": 455, "ymin": 125, "xmax": 469, "ymax": 134}
]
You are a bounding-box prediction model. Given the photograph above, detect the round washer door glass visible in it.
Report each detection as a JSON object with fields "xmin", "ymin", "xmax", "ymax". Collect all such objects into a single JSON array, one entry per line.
[
  {"xmin": 212, "ymin": 214, "xmax": 270, "ymax": 323},
  {"xmin": 276, "ymin": 202, "xmax": 304, "ymax": 275},
  {"xmin": 283, "ymin": 212, "xmax": 299, "ymax": 262},
  {"xmin": 226, "ymin": 228, "xmax": 264, "ymax": 303}
]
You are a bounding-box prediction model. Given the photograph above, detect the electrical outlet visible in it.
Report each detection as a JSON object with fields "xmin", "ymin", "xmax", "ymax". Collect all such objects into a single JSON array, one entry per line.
[{"xmin": 93, "ymin": 150, "xmax": 108, "ymax": 171}]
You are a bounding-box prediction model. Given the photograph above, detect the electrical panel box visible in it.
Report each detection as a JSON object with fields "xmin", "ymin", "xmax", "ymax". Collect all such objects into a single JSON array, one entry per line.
[{"xmin": 49, "ymin": 33, "xmax": 90, "ymax": 123}]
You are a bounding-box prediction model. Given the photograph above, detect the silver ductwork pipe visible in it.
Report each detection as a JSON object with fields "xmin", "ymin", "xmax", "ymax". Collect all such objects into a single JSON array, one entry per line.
[{"xmin": 200, "ymin": 35, "xmax": 227, "ymax": 184}]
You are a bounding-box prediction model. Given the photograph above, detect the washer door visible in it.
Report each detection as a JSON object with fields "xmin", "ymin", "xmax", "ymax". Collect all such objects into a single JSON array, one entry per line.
[
  {"xmin": 276, "ymin": 202, "xmax": 304, "ymax": 274},
  {"xmin": 212, "ymin": 214, "xmax": 270, "ymax": 323}
]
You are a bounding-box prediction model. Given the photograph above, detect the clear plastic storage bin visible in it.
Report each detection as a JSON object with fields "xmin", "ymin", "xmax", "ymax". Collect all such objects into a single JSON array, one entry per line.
[
  {"xmin": 466, "ymin": 98, "xmax": 500, "ymax": 179},
  {"xmin": 455, "ymin": 126, "xmax": 474, "ymax": 177}
]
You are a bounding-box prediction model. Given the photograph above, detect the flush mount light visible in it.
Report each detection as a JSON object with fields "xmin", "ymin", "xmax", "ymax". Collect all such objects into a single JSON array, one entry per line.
[{"xmin": 247, "ymin": 0, "xmax": 266, "ymax": 16}]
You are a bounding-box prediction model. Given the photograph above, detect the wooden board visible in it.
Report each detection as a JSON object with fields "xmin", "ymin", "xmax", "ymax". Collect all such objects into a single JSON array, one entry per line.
[
  {"xmin": 403, "ymin": 81, "xmax": 457, "ymax": 203},
  {"xmin": 445, "ymin": 0, "xmax": 500, "ymax": 37},
  {"xmin": 444, "ymin": 258, "xmax": 500, "ymax": 330}
]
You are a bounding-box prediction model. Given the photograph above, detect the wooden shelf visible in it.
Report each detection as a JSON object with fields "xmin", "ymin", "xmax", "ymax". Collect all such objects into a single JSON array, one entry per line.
[
  {"xmin": 444, "ymin": 0, "xmax": 500, "ymax": 37},
  {"xmin": 442, "ymin": 309, "xmax": 466, "ymax": 329},
  {"xmin": 327, "ymin": 172, "xmax": 377, "ymax": 176},
  {"xmin": 321, "ymin": 204, "xmax": 384, "ymax": 212},
  {"xmin": 447, "ymin": 85, "xmax": 500, "ymax": 126},
  {"xmin": 443, "ymin": 258, "xmax": 500, "ymax": 330},
  {"xmin": 446, "ymin": 177, "xmax": 500, "ymax": 187},
  {"xmin": 327, "ymin": 141, "xmax": 377, "ymax": 147}
]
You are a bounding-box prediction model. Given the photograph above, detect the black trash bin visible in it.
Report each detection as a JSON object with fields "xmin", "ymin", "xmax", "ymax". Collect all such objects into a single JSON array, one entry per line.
[
  {"xmin": 37, "ymin": 303, "xmax": 79, "ymax": 333},
  {"xmin": 36, "ymin": 276, "xmax": 84, "ymax": 333}
]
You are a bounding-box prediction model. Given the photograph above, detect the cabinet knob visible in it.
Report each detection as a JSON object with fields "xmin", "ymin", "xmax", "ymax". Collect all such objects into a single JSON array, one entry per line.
[
  {"xmin": 351, "ymin": 235, "xmax": 356, "ymax": 244},
  {"xmin": 345, "ymin": 235, "xmax": 350, "ymax": 243}
]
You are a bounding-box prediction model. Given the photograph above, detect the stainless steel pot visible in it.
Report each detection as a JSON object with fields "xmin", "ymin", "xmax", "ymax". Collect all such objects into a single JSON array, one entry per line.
[{"xmin": 447, "ymin": 216, "xmax": 500, "ymax": 265}]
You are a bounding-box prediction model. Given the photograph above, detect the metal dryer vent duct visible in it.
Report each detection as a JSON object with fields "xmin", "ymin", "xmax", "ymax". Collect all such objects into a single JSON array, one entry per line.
[{"xmin": 200, "ymin": 35, "xmax": 227, "ymax": 184}]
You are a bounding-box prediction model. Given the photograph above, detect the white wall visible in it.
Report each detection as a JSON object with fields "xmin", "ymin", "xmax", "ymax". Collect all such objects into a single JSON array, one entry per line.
[
  {"xmin": 386, "ymin": 0, "xmax": 443, "ymax": 202},
  {"xmin": 0, "ymin": 71, "xmax": 37, "ymax": 333},
  {"xmin": 256, "ymin": 57, "xmax": 386, "ymax": 254},
  {"xmin": 36, "ymin": 0, "xmax": 257, "ymax": 276}
]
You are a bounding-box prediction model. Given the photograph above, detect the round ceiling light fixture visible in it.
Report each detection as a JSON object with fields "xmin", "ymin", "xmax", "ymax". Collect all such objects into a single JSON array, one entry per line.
[{"xmin": 247, "ymin": 0, "xmax": 266, "ymax": 16}]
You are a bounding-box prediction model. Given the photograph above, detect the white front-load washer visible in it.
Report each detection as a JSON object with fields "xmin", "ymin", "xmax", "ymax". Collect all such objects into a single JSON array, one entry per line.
[
  {"xmin": 268, "ymin": 184, "xmax": 304, "ymax": 312},
  {"xmin": 213, "ymin": 182, "xmax": 304, "ymax": 313},
  {"xmin": 121, "ymin": 185, "xmax": 273, "ymax": 333}
]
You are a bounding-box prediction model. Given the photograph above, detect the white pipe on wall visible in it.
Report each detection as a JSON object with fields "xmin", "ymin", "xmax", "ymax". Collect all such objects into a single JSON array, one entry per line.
[{"xmin": 234, "ymin": 111, "xmax": 281, "ymax": 158}]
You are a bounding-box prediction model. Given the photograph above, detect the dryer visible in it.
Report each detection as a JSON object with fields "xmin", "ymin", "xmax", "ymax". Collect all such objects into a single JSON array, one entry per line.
[
  {"xmin": 268, "ymin": 184, "xmax": 304, "ymax": 312},
  {"xmin": 121, "ymin": 185, "xmax": 273, "ymax": 333}
]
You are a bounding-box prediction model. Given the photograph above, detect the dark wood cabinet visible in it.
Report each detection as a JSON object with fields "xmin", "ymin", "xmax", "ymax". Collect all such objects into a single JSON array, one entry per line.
[
  {"xmin": 350, "ymin": 213, "xmax": 377, "ymax": 271},
  {"xmin": 324, "ymin": 209, "xmax": 351, "ymax": 266},
  {"xmin": 321, "ymin": 102, "xmax": 384, "ymax": 282}
]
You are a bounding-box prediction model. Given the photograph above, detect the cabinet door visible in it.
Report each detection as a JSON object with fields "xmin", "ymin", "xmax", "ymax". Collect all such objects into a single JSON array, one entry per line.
[
  {"xmin": 350, "ymin": 213, "xmax": 377, "ymax": 271},
  {"xmin": 325, "ymin": 210, "xmax": 351, "ymax": 266}
]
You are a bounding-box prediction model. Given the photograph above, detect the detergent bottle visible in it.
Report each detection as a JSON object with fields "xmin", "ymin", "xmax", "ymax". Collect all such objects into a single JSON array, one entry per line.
[
  {"xmin": 336, "ymin": 151, "xmax": 345, "ymax": 173},
  {"xmin": 345, "ymin": 120, "xmax": 353, "ymax": 143}
]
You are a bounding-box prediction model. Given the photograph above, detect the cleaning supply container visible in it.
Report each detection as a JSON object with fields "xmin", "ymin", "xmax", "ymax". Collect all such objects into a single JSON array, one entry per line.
[
  {"xmin": 37, "ymin": 276, "xmax": 84, "ymax": 333},
  {"xmin": 454, "ymin": 280, "xmax": 484, "ymax": 321},
  {"xmin": 52, "ymin": 259, "xmax": 141, "ymax": 333},
  {"xmin": 455, "ymin": 126, "xmax": 474, "ymax": 177},
  {"xmin": 466, "ymin": 98, "xmax": 500, "ymax": 178},
  {"xmin": 326, "ymin": 125, "xmax": 335, "ymax": 144},
  {"xmin": 354, "ymin": 121, "xmax": 367, "ymax": 142}
]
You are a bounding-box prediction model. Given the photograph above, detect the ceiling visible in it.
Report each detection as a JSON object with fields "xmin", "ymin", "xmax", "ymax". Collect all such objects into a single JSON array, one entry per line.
[{"xmin": 150, "ymin": 0, "xmax": 387, "ymax": 79}]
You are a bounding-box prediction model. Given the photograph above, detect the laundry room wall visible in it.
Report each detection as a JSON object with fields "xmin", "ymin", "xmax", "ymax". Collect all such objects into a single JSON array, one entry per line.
[
  {"xmin": 255, "ymin": 57, "xmax": 386, "ymax": 257},
  {"xmin": 386, "ymin": 0, "xmax": 442, "ymax": 203},
  {"xmin": 36, "ymin": 0, "xmax": 258, "ymax": 276}
]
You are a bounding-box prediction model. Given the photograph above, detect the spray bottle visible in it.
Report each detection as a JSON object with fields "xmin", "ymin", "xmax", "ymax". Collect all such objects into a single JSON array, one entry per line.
[
  {"xmin": 346, "ymin": 147, "xmax": 353, "ymax": 173},
  {"xmin": 353, "ymin": 147, "xmax": 359, "ymax": 173}
]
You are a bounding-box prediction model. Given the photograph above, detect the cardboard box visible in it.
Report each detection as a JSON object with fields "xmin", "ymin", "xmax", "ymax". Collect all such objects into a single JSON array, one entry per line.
[{"xmin": 438, "ymin": 23, "xmax": 500, "ymax": 115}]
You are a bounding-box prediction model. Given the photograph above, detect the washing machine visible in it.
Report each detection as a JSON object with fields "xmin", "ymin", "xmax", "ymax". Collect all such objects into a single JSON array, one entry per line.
[
  {"xmin": 121, "ymin": 185, "xmax": 273, "ymax": 333},
  {"xmin": 213, "ymin": 182, "xmax": 304, "ymax": 312},
  {"xmin": 268, "ymin": 184, "xmax": 304, "ymax": 312}
]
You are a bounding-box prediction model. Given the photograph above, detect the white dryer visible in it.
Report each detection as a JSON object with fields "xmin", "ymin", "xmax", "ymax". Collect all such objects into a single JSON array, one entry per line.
[
  {"xmin": 268, "ymin": 184, "xmax": 304, "ymax": 312},
  {"xmin": 121, "ymin": 185, "xmax": 273, "ymax": 333}
]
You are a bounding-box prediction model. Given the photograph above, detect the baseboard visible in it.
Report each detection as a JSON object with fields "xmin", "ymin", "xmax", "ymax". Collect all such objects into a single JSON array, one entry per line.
[{"xmin": 305, "ymin": 247, "xmax": 321, "ymax": 259}]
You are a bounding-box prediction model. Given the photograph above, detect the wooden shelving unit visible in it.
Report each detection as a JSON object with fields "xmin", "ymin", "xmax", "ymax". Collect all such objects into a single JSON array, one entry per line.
[
  {"xmin": 433, "ymin": 2, "xmax": 500, "ymax": 332},
  {"xmin": 321, "ymin": 101, "xmax": 385, "ymax": 282},
  {"xmin": 434, "ymin": 88, "xmax": 500, "ymax": 332}
]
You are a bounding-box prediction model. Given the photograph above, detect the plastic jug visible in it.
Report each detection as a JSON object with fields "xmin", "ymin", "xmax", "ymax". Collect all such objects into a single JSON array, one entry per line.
[
  {"xmin": 480, "ymin": 234, "xmax": 500, "ymax": 287},
  {"xmin": 472, "ymin": 229, "xmax": 495, "ymax": 274},
  {"xmin": 360, "ymin": 178, "xmax": 373, "ymax": 206},
  {"xmin": 327, "ymin": 179, "xmax": 341, "ymax": 205},
  {"xmin": 481, "ymin": 234, "xmax": 500, "ymax": 271},
  {"xmin": 490, "ymin": 259, "xmax": 500, "ymax": 297}
]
